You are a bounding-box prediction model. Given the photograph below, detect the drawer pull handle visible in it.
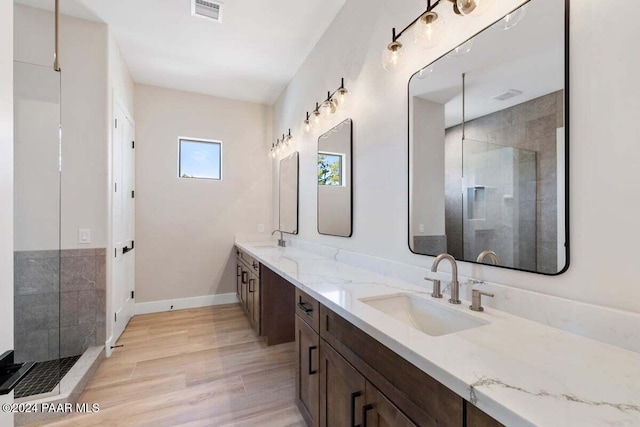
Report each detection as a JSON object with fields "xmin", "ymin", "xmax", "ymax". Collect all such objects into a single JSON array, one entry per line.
[
  {"xmin": 241, "ymin": 271, "xmax": 248, "ymax": 284},
  {"xmin": 362, "ymin": 404, "xmax": 374, "ymax": 427},
  {"xmin": 249, "ymin": 278, "xmax": 255, "ymax": 293},
  {"xmin": 350, "ymin": 391, "xmax": 363, "ymax": 427},
  {"xmin": 308, "ymin": 345, "xmax": 317, "ymax": 375},
  {"xmin": 297, "ymin": 302, "xmax": 313, "ymax": 315}
]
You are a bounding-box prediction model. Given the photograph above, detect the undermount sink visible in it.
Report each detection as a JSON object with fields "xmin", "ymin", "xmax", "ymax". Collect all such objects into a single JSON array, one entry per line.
[{"xmin": 360, "ymin": 293, "xmax": 489, "ymax": 337}]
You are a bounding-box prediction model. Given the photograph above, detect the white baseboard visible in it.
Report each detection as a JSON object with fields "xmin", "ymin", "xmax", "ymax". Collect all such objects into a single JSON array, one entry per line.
[{"xmin": 135, "ymin": 293, "xmax": 239, "ymax": 315}]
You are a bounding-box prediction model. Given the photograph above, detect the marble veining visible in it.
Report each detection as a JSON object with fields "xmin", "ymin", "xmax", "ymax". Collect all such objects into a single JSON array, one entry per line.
[{"xmin": 235, "ymin": 239, "xmax": 640, "ymax": 426}]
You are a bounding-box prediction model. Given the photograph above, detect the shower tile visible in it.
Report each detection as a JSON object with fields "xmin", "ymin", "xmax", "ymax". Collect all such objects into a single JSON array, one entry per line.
[
  {"xmin": 96, "ymin": 289, "xmax": 106, "ymax": 322},
  {"xmin": 96, "ymin": 253, "xmax": 106, "ymax": 290},
  {"xmin": 61, "ymin": 256, "xmax": 96, "ymax": 292},
  {"xmin": 526, "ymin": 114, "xmax": 557, "ymax": 140},
  {"xmin": 15, "ymin": 293, "xmax": 60, "ymax": 333},
  {"xmin": 14, "ymin": 250, "xmax": 59, "ymax": 260},
  {"xmin": 14, "ymin": 256, "xmax": 60, "ymax": 295},
  {"xmin": 14, "ymin": 330, "xmax": 49, "ymax": 364},
  {"xmin": 78, "ymin": 290, "xmax": 97, "ymax": 324},
  {"xmin": 48, "ymin": 328, "xmax": 60, "ymax": 360},
  {"xmin": 96, "ymin": 322, "xmax": 106, "ymax": 345},
  {"xmin": 60, "ymin": 291, "xmax": 79, "ymax": 327},
  {"xmin": 534, "ymin": 93, "xmax": 558, "ymax": 119},
  {"xmin": 61, "ymin": 249, "xmax": 97, "ymax": 257},
  {"xmin": 60, "ymin": 323, "xmax": 96, "ymax": 358}
]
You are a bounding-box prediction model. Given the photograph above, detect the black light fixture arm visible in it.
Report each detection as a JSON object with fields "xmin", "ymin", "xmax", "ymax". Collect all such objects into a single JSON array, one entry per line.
[
  {"xmin": 308, "ymin": 78, "xmax": 348, "ymax": 114},
  {"xmin": 392, "ymin": 0, "xmax": 446, "ymax": 42}
]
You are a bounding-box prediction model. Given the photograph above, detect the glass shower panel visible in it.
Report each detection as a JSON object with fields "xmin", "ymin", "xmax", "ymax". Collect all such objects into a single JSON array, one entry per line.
[
  {"xmin": 13, "ymin": 61, "xmax": 62, "ymax": 398},
  {"xmin": 462, "ymin": 139, "xmax": 537, "ymax": 270}
]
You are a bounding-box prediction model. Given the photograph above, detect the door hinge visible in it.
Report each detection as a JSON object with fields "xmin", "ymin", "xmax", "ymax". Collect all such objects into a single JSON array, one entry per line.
[
  {"xmin": 114, "ymin": 182, "xmax": 117, "ymax": 192},
  {"xmin": 114, "ymin": 312, "xmax": 117, "ymax": 322},
  {"xmin": 114, "ymin": 248, "xmax": 117, "ymax": 258},
  {"xmin": 131, "ymin": 190, "xmax": 135, "ymax": 198},
  {"xmin": 132, "ymin": 141, "xmax": 135, "ymax": 149},
  {"xmin": 115, "ymin": 118, "xmax": 118, "ymax": 128},
  {"xmin": 131, "ymin": 291, "xmax": 135, "ymax": 299}
]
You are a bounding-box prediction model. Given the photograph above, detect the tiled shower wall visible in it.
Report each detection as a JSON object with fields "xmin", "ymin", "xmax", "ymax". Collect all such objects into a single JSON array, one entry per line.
[
  {"xmin": 14, "ymin": 249, "xmax": 106, "ymax": 363},
  {"xmin": 445, "ymin": 91, "xmax": 563, "ymax": 274}
]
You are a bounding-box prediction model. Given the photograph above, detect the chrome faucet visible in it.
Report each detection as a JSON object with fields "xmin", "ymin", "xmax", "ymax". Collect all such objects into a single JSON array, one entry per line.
[
  {"xmin": 431, "ymin": 253, "xmax": 461, "ymax": 304},
  {"xmin": 477, "ymin": 250, "xmax": 499, "ymax": 265},
  {"xmin": 271, "ymin": 229, "xmax": 286, "ymax": 247}
]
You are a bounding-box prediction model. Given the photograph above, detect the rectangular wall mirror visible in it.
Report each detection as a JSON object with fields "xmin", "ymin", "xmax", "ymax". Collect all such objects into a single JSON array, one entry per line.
[
  {"xmin": 279, "ymin": 151, "xmax": 299, "ymax": 234},
  {"xmin": 409, "ymin": 0, "xmax": 569, "ymax": 275},
  {"xmin": 318, "ymin": 118, "xmax": 353, "ymax": 237}
]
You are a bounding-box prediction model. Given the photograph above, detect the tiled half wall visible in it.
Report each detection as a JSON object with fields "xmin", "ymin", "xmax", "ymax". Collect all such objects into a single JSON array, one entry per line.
[{"xmin": 14, "ymin": 249, "xmax": 106, "ymax": 363}]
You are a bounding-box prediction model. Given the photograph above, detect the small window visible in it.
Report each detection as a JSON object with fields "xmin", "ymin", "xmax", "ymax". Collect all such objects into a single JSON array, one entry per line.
[
  {"xmin": 317, "ymin": 152, "xmax": 344, "ymax": 186},
  {"xmin": 179, "ymin": 138, "xmax": 222, "ymax": 180}
]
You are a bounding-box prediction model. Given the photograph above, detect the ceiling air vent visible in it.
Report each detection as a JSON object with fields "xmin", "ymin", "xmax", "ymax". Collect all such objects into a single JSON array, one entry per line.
[
  {"xmin": 493, "ymin": 89, "xmax": 523, "ymax": 101},
  {"xmin": 192, "ymin": 0, "xmax": 223, "ymax": 23}
]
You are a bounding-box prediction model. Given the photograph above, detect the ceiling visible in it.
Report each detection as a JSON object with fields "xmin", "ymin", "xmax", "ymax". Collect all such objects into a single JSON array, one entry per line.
[
  {"xmin": 15, "ymin": 0, "xmax": 346, "ymax": 104},
  {"xmin": 410, "ymin": 0, "xmax": 565, "ymax": 127}
]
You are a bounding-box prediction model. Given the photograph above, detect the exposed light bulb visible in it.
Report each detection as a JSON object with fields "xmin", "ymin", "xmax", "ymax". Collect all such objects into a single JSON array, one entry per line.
[
  {"xmin": 493, "ymin": 5, "xmax": 527, "ymax": 30},
  {"xmin": 382, "ymin": 41, "xmax": 405, "ymax": 72},
  {"xmin": 320, "ymin": 99, "xmax": 336, "ymax": 121},
  {"xmin": 286, "ymin": 130, "xmax": 295, "ymax": 146},
  {"xmin": 417, "ymin": 65, "xmax": 434, "ymax": 79},
  {"xmin": 447, "ymin": 39, "xmax": 474, "ymax": 58},
  {"xmin": 455, "ymin": 0, "xmax": 493, "ymax": 16},
  {"xmin": 312, "ymin": 109, "xmax": 322, "ymax": 127},
  {"xmin": 332, "ymin": 88, "xmax": 350, "ymax": 111},
  {"xmin": 303, "ymin": 113, "xmax": 312, "ymax": 134},
  {"xmin": 413, "ymin": 12, "xmax": 445, "ymax": 49}
]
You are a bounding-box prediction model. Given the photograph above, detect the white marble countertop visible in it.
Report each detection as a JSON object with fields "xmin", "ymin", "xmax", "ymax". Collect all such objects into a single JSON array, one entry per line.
[{"xmin": 236, "ymin": 240, "xmax": 640, "ymax": 426}]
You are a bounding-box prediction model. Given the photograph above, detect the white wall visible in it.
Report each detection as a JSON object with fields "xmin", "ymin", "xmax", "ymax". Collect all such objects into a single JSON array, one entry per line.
[
  {"xmin": 135, "ymin": 84, "xmax": 272, "ymax": 303},
  {"xmin": 14, "ymin": 5, "xmax": 109, "ymax": 250},
  {"xmin": 0, "ymin": 0, "xmax": 14, "ymax": 424},
  {"xmin": 273, "ymin": 0, "xmax": 640, "ymax": 314}
]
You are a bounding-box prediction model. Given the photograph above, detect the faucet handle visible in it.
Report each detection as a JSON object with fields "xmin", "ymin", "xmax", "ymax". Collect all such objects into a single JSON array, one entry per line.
[
  {"xmin": 425, "ymin": 278, "xmax": 443, "ymax": 299},
  {"xmin": 470, "ymin": 289, "xmax": 494, "ymax": 312}
]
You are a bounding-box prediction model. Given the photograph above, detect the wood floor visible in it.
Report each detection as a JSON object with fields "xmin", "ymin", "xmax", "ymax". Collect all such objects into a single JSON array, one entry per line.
[{"xmin": 31, "ymin": 304, "xmax": 305, "ymax": 427}]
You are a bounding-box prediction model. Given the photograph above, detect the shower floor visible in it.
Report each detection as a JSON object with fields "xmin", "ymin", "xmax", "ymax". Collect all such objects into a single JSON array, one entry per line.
[{"xmin": 14, "ymin": 356, "xmax": 81, "ymax": 399}]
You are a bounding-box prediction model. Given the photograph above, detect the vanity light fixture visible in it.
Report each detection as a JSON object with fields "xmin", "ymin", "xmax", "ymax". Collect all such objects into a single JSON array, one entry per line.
[
  {"xmin": 382, "ymin": 0, "xmax": 494, "ymax": 71},
  {"xmin": 303, "ymin": 112, "xmax": 313, "ymax": 134},
  {"xmin": 312, "ymin": 103, "xmax": 322, "ymax": 127},
  {"xmin": 269, "ymin": 129, "xmax": 297, "ymax": 159},
  {"xmin": 320, "ymin": 92, "xmax": 337, "ymax": 120},
  {"xmin": 272, "ymin": 78, "xmax": 352, "ymax": 160}
]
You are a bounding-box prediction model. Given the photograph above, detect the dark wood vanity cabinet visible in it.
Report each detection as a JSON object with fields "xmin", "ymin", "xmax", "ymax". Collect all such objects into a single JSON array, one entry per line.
[
  {"xmin": 294, "ymin": 291, "xmax": 503, "ymax": 427},
  {"xmin": 295, "ymin": 315, "xmax": 320, "ymax": 426},
  {"xmin": 235, "ymin": 248, "xmax": 295, "ymax": 345}
]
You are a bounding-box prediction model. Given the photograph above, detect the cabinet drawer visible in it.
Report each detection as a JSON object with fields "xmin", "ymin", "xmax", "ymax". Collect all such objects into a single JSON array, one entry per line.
[
  {"xmin": 295, "ymin": 288, "xmax": 320, "ymax": 333},
  {"xmin": 320, "ymin": 305, "xmax": 463, "ymax": 426}
]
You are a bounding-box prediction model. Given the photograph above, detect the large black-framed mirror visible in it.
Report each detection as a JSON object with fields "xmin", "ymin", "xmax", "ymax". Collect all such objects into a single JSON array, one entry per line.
[
  {"xmin": 317, "ymin": 118, "xmax": 353, "ymax": 237},
  {"xmin": 279, "ymin": 152, "xmax": 299, "ymax": 234},
  {"xmin": 409, "ymin": 0, "xmax": 569, "ymax": 275}
]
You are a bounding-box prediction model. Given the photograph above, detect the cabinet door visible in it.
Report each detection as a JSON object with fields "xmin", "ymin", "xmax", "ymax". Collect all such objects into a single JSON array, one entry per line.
[
  {"xmin": 296, "ymin": 315, "xmax": 319, "ymax": 427},
  {"xmin": 236, "ymin": 264, "xmax": 242, "ymax": 298},
  {"xmin": 249, "ymin": 274, "xmax": 260, "ymax": 334},
  {"xmin": 363, "ymin": 381, "xmax": 416, "ymax": 427},
  {"xmin": 319, "ymin": 340, "xmax": 366, "ymax": 427},
  {"xmin": 240, "ymin": 268, "xmax": 249, "ymax": 311}
]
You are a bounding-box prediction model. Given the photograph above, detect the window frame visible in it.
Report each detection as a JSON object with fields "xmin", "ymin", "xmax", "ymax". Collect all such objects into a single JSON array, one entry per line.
[
  {"xmin": 177, "ymin": 137, "xmax": 223, "ymax": 181},
  {"xmin": 317, "ymin": 151, "xmax": 346, "ymax": 187}
]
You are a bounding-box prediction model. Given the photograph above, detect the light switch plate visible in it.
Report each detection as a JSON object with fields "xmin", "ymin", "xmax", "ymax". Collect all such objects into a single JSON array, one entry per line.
[
  {"xmin": 78, "ymin": 229, "xmax": 91, "ymax": 244},
  {"xmin": 258, "ymin": 223, "xmax": 264, "ymax": 233}
]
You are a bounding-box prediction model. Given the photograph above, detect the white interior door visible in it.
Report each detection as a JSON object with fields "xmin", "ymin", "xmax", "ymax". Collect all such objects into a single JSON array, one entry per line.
[{"xmin": 111, "ymin": 100, "xmax": 135, "ymax": 345}]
